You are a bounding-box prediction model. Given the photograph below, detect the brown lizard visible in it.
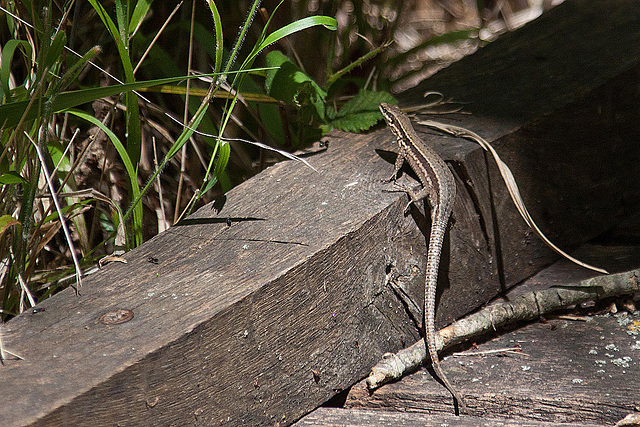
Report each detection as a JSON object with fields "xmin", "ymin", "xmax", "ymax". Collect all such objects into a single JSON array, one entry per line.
[{"xmin": 379, "ymin": 102, "xmax": 467, "ymax": 414}]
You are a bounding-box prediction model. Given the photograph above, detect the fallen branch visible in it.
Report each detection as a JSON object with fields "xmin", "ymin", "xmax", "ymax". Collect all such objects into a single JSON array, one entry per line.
[{"xmin": 366, "ymin": 268, "xmax": 640, "ymax": 390}]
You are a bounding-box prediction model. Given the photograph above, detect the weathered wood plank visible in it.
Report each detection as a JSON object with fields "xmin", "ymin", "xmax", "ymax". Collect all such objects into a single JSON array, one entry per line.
[
  {"xmin": 345, "ymin": 305, "xmax": 640, "ymax": 425},
  {"xmin": 342, "ymin": 250, "xmax": 640, "ymax": 424},
  {"xmin": 294, "ymin": 407, "xmax": 606, "ymax": 427},
  {"xmin": 2, "ymin": 0, "xmax": 640, "ymax": 425},
  {"xmin": 1, "ymin": 132, "xmax": 431, "ymax": 426}
]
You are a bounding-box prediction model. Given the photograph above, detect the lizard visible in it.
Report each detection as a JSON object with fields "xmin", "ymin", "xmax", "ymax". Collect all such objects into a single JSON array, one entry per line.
[{"xmin": 379, "ymin": 102, "xmax": 467, "ymax": 414}]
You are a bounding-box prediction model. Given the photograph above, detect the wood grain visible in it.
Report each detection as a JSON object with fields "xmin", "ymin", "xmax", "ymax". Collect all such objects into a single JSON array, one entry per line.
[
  {"xmin": 344, "ymin": 296, "xmax": 640, "ymax": 424},
  {"xmin": 2, "ymin": 131, "xmax": 434, "ymax": 426},
  {"xmin": 295, "ymin": 407, "xmax": 606, "ymax": 427}
]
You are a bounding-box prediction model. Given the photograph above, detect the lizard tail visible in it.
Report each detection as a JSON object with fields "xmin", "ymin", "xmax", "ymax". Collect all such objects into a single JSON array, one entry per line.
[{"xmin": 425, "ymin": 215, "xmax": 468, "ymax": 414}]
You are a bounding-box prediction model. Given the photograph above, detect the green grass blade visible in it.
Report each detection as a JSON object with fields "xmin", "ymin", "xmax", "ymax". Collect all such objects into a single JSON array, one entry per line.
[
  {"xmin": 0, "ymin": 70, "xmax": 272, "ymax": 128},
  {"xmin": 248, "ymin": 16, "xmax": 337, "ymax": 64},
  {"xmin": 205, "ymin": 0, "xmax": 223, "ymax": 73},
  {"xmin": 67, "ymin": 109, "xmax": 142, "ymax": 249},
  {"xmin": 43, "ymin": 31, "xmax": 66, "ymax": 74},
  {"xmin": 88, "ymin": 0, "xmax": 142, "ymax": 172},
  {"xmin": 55, "ymin": 46, "xmax": 101, "ymax": 94},
  {"xmin": 0, "ymin": 172, "xmax": 28, "ymax": 185},
  {"xmin": 114, "ymin": 0, "xmax": 129, "ymax": 42},
  {"xmin": 116, "ymin": 0, "xmax": 142, "ymax": 172},
  {"xmin": 125, "ymin": 96, "xmax": 211, "ymax": 226},
  {"xmin": 0, "ymin": 215, "xmax": 20, "ymax": 237},
  {"xmin": 0, "ymin": 40, "xmax": 33, "ymax": 100},
  {"xmin": 223, "ymin": 0, "xmax": 262, "ymax": 75},
  {"xmin": 87, "ymin": 0, "xmax": 120, "ymax": 43},
  {"xmin": 129, "ymin": 0, "xmax": 154, "ymax": 35}
]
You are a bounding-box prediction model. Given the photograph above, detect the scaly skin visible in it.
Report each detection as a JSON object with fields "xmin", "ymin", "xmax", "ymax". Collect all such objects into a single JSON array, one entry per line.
[{"xmin": 379, "ymin": 103, "xmax": 466, "ymax": 414}]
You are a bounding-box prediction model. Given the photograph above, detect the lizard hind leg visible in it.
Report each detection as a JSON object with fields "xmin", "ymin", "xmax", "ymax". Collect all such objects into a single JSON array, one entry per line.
[{"xmin": 382, "ymin": 182, "xmax": 423, "ymax": 214}]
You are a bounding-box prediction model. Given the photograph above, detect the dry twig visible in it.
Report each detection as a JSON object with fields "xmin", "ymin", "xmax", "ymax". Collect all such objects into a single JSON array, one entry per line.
[{"xmin": 367, "ymin": 269, "xmax": 640, "ymax": 390}]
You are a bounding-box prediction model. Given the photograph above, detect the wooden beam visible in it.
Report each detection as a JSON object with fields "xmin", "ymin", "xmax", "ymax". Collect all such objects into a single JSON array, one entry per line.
[
  {"xmin": 2, "ymin": 0, "xmax": 640, "ymax": 425},
  {"xmin": 2, "ymin": 133, "xmax": 430, "ymax": 425}
]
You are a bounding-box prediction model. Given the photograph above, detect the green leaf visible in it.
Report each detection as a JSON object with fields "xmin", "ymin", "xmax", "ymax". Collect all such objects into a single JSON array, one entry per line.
[
  {"xmin": 129, "ymin": 0, "xmax": 153, "ymax": 35},
  {"xmin": 331, "ymin": 111, "xmax": 383, "ymax": 133},
  {"xmin": 42, "ymin": 200, "xmax": 92, "ymax": 224},
  {"xmin": 201, "ymin": 174, "xmax": 219, "ymax": 195},
  {"xmin": 251, "ymin": 16, "xmax": 337, "ymax": 63},
  {"xmin": 265, "ymin": 51, "xmax": 326, "ymax": 120},
  {"xmin": 333, "ymin": 89, "xmax": 396, "ymax": 118},
  {"xmin": 328, "ymin": 90, "xmax": 396, "ymax": 132},
  {"xmin": 88, "ymin": 0, "xmax": 141, "ymax": 170},
  {"xmin": 0, "ymin": 40, "xmax": 33, "ymax": 100},
  {"xmin": 87, "ymin": 0, "xmax": 119, "ymax": 45},
  {"xmin": 205, "ymin": 0, "xmax": 224, "ymax": 74},
  {"xmin": 44, "ymin": 30, "xmax": 66, "ymax": 71},
  {"xmin": 213, "ymin": 139, "xmax": 231, "ymax": 184},
  {"xmin": 0, "ymin": 171, "xmax": 28, "ymax": 185},
  {"xmin": 0, "ymin": 215, "xmax": 20, "ymax": 237},
  {"xmin": 47, "ymin": 139, "xmax": 72, "ymax": 174},
  {"xmin": 115, "ymin": 0, "xmax": 129, "ymax": 44},
  {"xmin": 56, "ymin": 46, "xmax": 101, "ymax": 95}
]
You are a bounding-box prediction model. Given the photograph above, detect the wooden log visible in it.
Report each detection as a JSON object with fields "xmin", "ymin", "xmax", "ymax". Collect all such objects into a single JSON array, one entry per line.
[{"xmin": 2, "ymin": 0, "xmax": 640, "ymax": 425}]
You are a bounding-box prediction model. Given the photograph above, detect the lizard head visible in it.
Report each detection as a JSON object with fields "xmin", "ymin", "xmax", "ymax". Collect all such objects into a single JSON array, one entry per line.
[{"xmin": 379, "ymin": 103, "xmax": 410, "ymax": 144}]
